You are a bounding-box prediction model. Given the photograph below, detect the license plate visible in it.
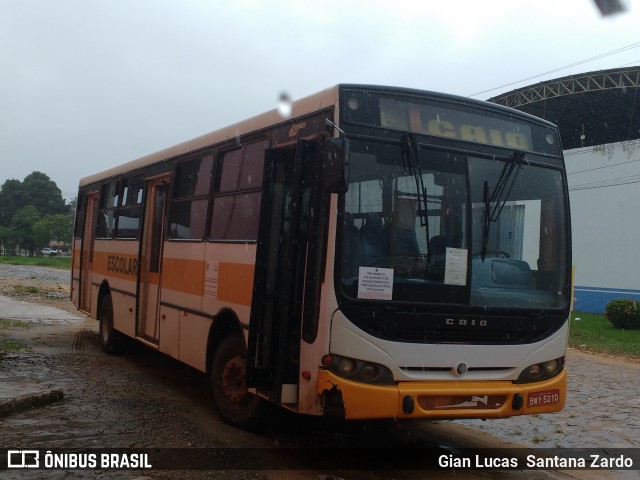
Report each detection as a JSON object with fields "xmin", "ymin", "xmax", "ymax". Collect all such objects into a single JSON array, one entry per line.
[{"xmin": 527, "ymin": 389, "xmax": 560, "ymax": 407}]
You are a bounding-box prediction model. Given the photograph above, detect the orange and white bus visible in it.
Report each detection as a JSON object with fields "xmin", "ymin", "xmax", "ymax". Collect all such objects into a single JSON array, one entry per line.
[{"xmin": 71, "ymin": 84, "xmax": 571, "ymax": 428}]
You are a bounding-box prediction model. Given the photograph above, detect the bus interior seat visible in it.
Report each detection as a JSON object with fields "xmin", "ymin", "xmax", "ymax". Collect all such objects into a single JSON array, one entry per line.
[
  {"xmin": 424, "ymin": 235, "xmax": 448, "ymax": 280},
  {"xmin": 396, "ymin": 229, "xmax": 420, "ymax": 256},
  {"xmin": 429, "ymin": 235, "xmax": 447, "ymax": 257},
  {"xmin": 393, "ymin": 196, "xmax": 420, "ymax": 256},
  {"xmin": 360, "ymin": 213, "xmax": 388, "ymax": 265},
  {"xmin": 472, "ymin": 257, "xmax": 534, "ymax": 289}
]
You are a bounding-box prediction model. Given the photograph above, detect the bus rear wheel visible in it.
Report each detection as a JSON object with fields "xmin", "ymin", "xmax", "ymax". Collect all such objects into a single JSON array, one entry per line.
[
  {"xmin": 211, "ymin": 333, "xmax": 265, "ymax": 429},
  {"xmin": 99, "ymin": 293, "xmax": 122, "ymax": 354}
]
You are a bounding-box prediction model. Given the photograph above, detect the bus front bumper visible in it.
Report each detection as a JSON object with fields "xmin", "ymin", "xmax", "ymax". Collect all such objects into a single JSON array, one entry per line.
[{"xmin": 316, "ymin": 369, "xmax": 566, "ymax": 420}]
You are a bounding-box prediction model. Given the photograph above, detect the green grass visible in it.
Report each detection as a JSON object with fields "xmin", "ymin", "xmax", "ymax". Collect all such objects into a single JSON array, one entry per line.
[
  {"xmin": 0, "ymin": 255, "xmax": 71, "ymax": 270},
  {"xmin": 0, "ymin": 339, "xmax": 27, "ymax": 353},
  {"xmin": 0, "ymin": 319, "xmax": 31, "ymax": 354},
  {"xmin": 0, "ymin": 319, "xmax": 31, "ymax": 329},
  {"xmin": 569, "ymin": 311, "xmax": 640, "ymax": 358},
  {"xmin": 13, "ymin": 285, "xmax": 42, "ymax": 295}
]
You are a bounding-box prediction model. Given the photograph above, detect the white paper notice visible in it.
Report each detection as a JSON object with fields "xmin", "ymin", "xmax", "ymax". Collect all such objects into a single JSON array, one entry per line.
[
  {"xmin": 204, "ymin": 261, "xmax": 219, "ymax": 298},
  {"xmin": 357, "ymin": 267, "xmax": 394, "ymax": 300},
  {"xmin": 444, "ymin": 247, "xmax": 468, "ymax": 286}
]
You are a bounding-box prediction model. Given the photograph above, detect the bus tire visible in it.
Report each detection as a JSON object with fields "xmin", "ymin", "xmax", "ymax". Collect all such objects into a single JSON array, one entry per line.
[
  {"xmin": 211, "ymin": 333, "xmax": 265, "ymax": 429},
  {"xmin": 99, "ymin": 293, "xmax": 122, "ymax": 354}
]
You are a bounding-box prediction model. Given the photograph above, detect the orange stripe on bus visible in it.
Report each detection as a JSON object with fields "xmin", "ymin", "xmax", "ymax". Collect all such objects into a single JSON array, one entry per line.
[
  {"xmin": 217, "ymin": 262, "xmax": 254, "ymax": 307},
  {"xmin": 162, "ymin": 258, "xmax": 205, "ymax": 296},
  {"xmin": 92, "ymin": 251, "xmax": 139, "ymax": 280}
]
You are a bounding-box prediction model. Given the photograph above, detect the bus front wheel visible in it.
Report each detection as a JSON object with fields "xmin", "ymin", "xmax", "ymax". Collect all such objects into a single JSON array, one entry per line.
[{"xmin": 210, "ymin": 333, "xmax": 265, "ymax": 429}]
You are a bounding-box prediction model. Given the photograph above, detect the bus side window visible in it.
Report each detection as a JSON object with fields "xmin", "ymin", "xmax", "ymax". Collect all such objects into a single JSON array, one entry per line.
[
  {"xmin": 210, "ymin": 139, "xmax": 268, "ymax": 242},
  {"xmin": 116, "ymin": 176, "xmax": 144, "ymax": 239},
  {"xmin": 96, "ymin": 181, "xmax": 118, "ymax": 239},
  {"xmin": 169, "ymin": 153, "xmax": 213, "ymax": 240}
]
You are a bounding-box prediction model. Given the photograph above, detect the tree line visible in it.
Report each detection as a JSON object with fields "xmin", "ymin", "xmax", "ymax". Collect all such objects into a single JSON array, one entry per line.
[{"xmin": 0, "ymin": 172, "xmax": 75, "ymax": 256}]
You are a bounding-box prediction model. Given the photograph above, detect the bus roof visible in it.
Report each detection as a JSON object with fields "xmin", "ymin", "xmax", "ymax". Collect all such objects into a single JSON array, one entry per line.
[{"xmin": 78, "ymin": 84, "xmax": 556, "ymax": 188}]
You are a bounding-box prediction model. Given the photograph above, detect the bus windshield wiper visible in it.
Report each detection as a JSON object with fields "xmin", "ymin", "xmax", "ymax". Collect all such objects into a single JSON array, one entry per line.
[
  {"xmin": 481, "ymin": 151, "xmax": 527, "ymax": 262},
  {"xmin": 401, "ymin": 133, "xmax": 431, "ymax": 262}
]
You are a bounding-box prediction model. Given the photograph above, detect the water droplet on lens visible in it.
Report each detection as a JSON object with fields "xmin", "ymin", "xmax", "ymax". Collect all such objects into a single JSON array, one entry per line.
[{"xmin": 278, "ymin": 92, "xmax": 292, "ymax": 118}]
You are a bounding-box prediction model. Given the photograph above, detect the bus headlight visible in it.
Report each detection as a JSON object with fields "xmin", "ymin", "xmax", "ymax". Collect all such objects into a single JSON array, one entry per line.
[
  {"xmin": 544, "ymin": 359, "xmax": 559, "ymax": 374},
  {"xmin": 516, "ymin": 357, "xmax": 564, "ymax": 384},
  {"xmin": 321, "ymin": 355, "xmax": 394, "ymax": 385},
  {"xmin": 359, "ymin": 363, "xmax": 380, "ymax": 382},
  {"xmin": 337, "ymin": 357, "xmax": 357, "ymax": 375},
  {"xmin": 527, "ymin": 364, "xmax": 542, "ymax": 379}
]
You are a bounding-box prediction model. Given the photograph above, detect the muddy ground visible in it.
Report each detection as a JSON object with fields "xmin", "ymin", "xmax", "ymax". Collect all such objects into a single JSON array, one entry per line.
[
  {"xmin": 0, "ymin": 263, "xmax": 73, "ymax": 310},
  {"xmin": 0, "ymin": 265, "xmax": 266, "ymax": 479}
]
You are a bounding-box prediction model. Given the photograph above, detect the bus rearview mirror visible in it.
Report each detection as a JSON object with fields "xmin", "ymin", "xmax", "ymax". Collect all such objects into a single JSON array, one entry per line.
[{"xmin": 323, "ymin": 137, "xmax": 350, "ymax": 193}]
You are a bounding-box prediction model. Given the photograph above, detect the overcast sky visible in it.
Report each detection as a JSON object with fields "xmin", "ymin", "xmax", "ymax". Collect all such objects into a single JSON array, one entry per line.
[{"xmin": 1, "ymin": 0, "xmax": 638, "ymax": 202}]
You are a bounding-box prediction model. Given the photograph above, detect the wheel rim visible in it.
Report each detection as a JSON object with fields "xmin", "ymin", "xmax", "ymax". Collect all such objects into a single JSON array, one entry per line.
[{"xmin": 221, "ymin": 354, "xmax": 248, "ymax": 405}]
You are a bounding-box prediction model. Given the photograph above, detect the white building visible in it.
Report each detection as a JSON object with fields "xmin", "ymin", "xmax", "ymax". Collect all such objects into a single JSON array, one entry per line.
[{"xmin": 490, "ymin": 67, "xmax": 640, "ymax": 313}]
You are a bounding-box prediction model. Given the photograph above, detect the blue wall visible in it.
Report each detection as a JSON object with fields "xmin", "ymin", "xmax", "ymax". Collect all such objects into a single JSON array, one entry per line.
[{"xmin": 573, "ymin": 286, "xmax": 640, "ymax": 314}]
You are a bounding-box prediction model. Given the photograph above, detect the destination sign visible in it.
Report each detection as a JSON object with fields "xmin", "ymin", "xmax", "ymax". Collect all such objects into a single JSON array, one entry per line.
[{"xmin": 380, "ymin": 98, "xmax": 533, "ymax": 150}]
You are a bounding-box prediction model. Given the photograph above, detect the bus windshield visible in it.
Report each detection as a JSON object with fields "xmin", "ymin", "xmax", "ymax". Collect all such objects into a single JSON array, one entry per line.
[{"xmin": 338, "ymin": 139, "xmax": 569, "ymax": 310}]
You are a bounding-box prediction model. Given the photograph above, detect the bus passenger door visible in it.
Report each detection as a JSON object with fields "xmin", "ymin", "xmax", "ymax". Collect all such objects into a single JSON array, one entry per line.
[
  {"xmin": 137, "ymin": 176, "xmax": 168, "ymax": 344},
  {"xmin": 79, "ymin": 192, "xmax": 98, "ymax": 313},
  {"xmin": 247, "ymin": 140, "xmax": 323, "ymax": 404}
]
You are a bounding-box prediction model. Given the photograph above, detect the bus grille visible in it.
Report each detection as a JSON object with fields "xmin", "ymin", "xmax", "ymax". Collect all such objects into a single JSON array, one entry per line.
[
  {"xmin": 393, "ymin": 327, "xmax": 529, "ymax": 343},
  {"xmin": 417, "ymin": 395, "xmax": 507, "ymax": 411},
  {"xmin": 342, "ymin": 307, "xmax": 567, "ymax": 345}
]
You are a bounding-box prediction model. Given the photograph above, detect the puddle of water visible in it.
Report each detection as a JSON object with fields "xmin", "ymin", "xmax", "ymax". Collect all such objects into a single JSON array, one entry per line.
[{"xmin": 0, "ymin": 296, "xmax": 82, "ymax": 324}]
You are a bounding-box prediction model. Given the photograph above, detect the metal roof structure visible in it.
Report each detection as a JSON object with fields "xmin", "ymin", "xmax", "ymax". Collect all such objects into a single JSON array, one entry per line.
[{"xmin": 488, "ymin": 66, "xmax": 640, "ymax": 149}]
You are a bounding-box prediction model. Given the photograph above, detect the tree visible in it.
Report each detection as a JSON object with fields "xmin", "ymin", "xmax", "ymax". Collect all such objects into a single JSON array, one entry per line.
[
  {"xmin": 0, "ymin": 179, "xmax": 26, "ymax": 228},
  {"xmin": 0, "ymin": 172, "xmax": 67, "ymax": 226},
  {"xmin": 0, "ymin": 226, "xmax": 17, "ymax": 255},
  {"xmin": 0, "ymin": 172, "xmax": 73, "ymax": 254},
  {"xmin": 11, "ymin": 205, "xmax": 41, "ymax": 255},
  {"xmin": 22, "ymin": 172, "xmax": 67, "ymax": 216},
  {"xmin": 33, "ymin": 213, "xmax": 73, "ymax": 247}
]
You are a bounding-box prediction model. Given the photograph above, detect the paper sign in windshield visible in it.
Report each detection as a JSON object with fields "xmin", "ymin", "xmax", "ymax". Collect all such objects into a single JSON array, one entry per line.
[
  {"xmin": 444, "ymin": 247, "xmax": 468, "ymax": 286},
  {"xmin": 357, "ymin": 267, "xmax": 394, "ymax": 300}
]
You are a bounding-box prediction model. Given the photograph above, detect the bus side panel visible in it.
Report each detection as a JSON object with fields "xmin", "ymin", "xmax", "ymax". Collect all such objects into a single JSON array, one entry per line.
[
  {"xmin": 155, "ymin": 304, "xmax": 214, "ymax": 373},
  {"xmin": 159, "ymin": 305, "xmax": 180, "ymax": 358},
  {"xmin": 91, "ymin": 239, "xmax": 139, "ymax": 333},
  {"xmin": 160, "ymin": 242, "xmax": 207, "ymax": 313},
  {"xmin": 202, "ymin": 242, "xmax": 256, "ymax": 322},
  {"xmin": 151, "ymin": 241, "xmax": 257, "ymax": 372},
  {"xmin": 112, "ymin": 291, "xmax": 136, "ymax": 338},
  {"xmin": 178, "ymin": 313, "xmax": 212, "ymax": 372},
  {"xmin": 71, "ymin": 240, "xmax": 81, "ymax": 307}
]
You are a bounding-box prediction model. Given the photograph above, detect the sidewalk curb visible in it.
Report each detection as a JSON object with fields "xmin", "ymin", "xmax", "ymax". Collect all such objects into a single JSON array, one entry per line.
[{"xmin": 0, "ymin": 389, "xmax": 64, "ymax": 418}]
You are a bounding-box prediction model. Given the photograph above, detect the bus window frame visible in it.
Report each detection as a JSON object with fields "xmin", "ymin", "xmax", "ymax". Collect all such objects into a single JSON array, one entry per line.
[
  {"xmin": 167, "ymin": 150, "xmax": 214, "ymax": 242},
  {"xmin": 209, "ymin": 137, "xmax": 270, "ymax": 243}
]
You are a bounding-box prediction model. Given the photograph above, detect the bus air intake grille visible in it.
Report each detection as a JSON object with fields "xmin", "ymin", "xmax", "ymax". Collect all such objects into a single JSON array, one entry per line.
[
  {"xmin": 417, "ymin": 395, "xmax": 507, "ymax": 411},
  {"xmin": 343, "ymin": 307, "xmax": 567, "ymax": 345},
  {"xmin": 392, "ymin": 327, "xmax": 541, "ymax": 343}
]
